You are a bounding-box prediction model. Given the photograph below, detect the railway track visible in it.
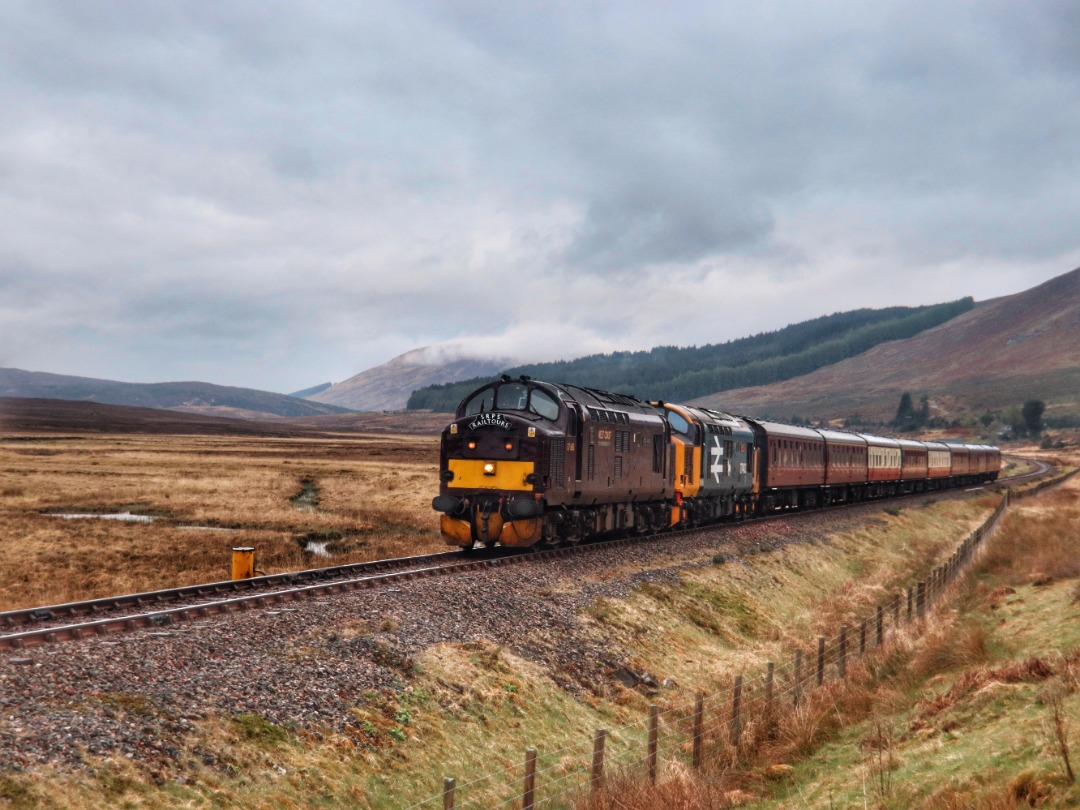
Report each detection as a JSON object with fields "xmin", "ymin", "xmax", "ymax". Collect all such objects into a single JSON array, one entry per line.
[{"xmin": 0, "ymin": 461, "xmax": 1057, "ymax": 653}]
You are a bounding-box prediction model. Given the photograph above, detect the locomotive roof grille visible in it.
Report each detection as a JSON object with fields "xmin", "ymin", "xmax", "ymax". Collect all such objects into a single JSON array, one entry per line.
[{"xmin": 588, "ymin": 407, "xmax": 630, "ymax": 424}]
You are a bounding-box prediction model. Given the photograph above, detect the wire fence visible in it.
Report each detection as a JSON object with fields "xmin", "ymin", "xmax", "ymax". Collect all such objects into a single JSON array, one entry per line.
[{"xmin": 408, "ymin": 474, "xmax": 1072, "ymax": 809}]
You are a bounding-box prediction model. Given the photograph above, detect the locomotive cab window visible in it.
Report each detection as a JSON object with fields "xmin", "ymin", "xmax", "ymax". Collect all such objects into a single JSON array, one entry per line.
[
  {"xmin": 528, "ymin": 388, "xmax": 560, "ymax": 421},
  {"xmin": 496, "ymin": 384, "xmax": 529, "ymax": 410},
  {"xmin": 463, "ymin": 388, "xmax": 495, "ymax": 415},
  {"xmin": 668, "ymin": 411, "xmax": 690, "ymax": 435},
  {"xmin": 466, "ymin": 383, "xmax": 561, "ymax": 420}
]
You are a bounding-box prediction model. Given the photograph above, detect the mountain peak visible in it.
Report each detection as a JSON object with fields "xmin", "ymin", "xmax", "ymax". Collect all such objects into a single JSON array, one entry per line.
[{"xmin": 307, "ymin": 346, "xmax": 513, "ymax": 411}]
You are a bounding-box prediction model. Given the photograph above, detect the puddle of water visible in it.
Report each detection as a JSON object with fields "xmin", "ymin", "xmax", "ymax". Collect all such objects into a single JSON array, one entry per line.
[
  {"xmin": 291, "ymin": 478, "xmax": 320, "ymax": 512},
  {"xmin": 303, "ymin": 541, "xmax": 331, "ymax": 556},
  {"xmin": 50, "ymin": 514, "xmax": 238, "ymax": 532},
  {"xmin": 54, "ymin": 512, "xmax": 155, "ymax": 523}
]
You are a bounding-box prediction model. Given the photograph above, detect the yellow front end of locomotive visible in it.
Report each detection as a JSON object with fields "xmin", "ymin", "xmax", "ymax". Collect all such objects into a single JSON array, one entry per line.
[{"xmin": 447, "ymin": 459, "xmax": 535, "ymax": 491}]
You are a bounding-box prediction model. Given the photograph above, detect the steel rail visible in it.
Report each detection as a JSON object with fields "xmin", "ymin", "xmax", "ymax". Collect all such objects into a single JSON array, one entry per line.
[
  {"xmin": 0, "ymin": 555, "xmax": 532, "ymax": 652},
  {"xmin": 0, "ymin": 550, "xmax": 470, "ymax": 632}
]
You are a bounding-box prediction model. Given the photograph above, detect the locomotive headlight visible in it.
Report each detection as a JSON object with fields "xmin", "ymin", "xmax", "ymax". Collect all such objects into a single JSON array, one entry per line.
[
  {"xmin": 468, "ymin": 440, "xmax": 477, "ymax": 450},
  {"xmin": 504, "ymin": 441, "xmax": 514, "ymax": 451},
  {"xmin": 483, "ymin": 462, "xmax": 497, "ymax": 476}
]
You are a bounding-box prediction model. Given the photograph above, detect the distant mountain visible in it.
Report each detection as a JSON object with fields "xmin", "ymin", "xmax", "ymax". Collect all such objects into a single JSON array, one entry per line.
[
  {"xmin": 0, "ymin": 368, "xmax": 352, "ymax": 419},
  {"xmin": 407, "ymin": 299, "xmax": 975, "ymax": 411},
  {"xmin": 691, "ymin": 267, "xmax": 1080, "ymax": 423},
  {"xmin": 306, "ymin": 347, "xmax": 511, "ymax": 412},
  {"xmin": 0, "ymin": 397, "xmax": 323, "ymax": 436},
  {"xmin": 289, "ymin": 382, "xmax": 332, "ymax": 398}
]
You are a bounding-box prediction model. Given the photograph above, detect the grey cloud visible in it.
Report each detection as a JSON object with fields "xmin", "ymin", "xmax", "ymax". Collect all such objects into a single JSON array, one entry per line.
[{"xmin": 1, "ymin": 1, "xmax": 1079, "ymax": 391}]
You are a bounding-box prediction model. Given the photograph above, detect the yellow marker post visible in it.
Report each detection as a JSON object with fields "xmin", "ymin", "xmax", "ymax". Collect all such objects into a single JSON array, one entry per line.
[{"xmin": 231, "ymin": 547, "xmax": 255, "ymax": 580}]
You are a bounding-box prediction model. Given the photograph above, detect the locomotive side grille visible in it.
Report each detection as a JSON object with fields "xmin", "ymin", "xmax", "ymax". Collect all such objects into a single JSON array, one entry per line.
[
  {"xmin": 587, "ymin": 444, "xmax": 596, "ymax": 480},
  {"xmin": 549, "ymin": 438, "xmax": 565, "ymax": 484},
  {"xmin": 614, "ymin": 456, "xmax": 623, "ymax": 478},
  {"xmin": 683, "ymin": 446, "xmax": 694, "ymax": 479},
  {"xmin": 615, "ymin": 430, "xmax": 629, "ymax": 452},
  {"xmin": 668, "ymin": 447, "xmax": 676, "ymax": 482}
]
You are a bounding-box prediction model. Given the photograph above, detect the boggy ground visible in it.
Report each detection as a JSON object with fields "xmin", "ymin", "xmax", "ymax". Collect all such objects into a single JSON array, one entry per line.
[{"xmin": 0, "ymin": 432, "xmax": 443, "ymax": 609}]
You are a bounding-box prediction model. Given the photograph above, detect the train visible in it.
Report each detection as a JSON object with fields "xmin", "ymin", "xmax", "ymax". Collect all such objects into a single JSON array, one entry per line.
[{"xmin": 431, "ymin": 376, "xmax": 1001, "ymax": 549}]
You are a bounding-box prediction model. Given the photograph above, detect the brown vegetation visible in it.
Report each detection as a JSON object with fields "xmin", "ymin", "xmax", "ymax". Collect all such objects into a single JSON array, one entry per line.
[
  {"xmin": 0, "ymin": 431, "xmax": 441, "ymax": 609},
  {"xmin": 570, "ymin": 467, "xmax": 1080, "ymax": 809}
]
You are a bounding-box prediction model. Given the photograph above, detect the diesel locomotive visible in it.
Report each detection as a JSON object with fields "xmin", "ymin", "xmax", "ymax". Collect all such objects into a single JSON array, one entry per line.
[{"xmin": 432, "ymin": 376, "xmax": 1001, "ymax": 549}]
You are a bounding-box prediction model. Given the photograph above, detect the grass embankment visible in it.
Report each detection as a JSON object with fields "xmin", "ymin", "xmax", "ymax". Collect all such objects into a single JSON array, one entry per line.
[
  {"xmin": 581, "ymin": 471, "xmax": 1080, "ymax": 809},
  {"xmin": 2, "ymin": 483, "xmax": 1013, "ymax": 808},
  {"xmin": 0, "ymin": 433, "xmax": 443, "ymax": 609}
]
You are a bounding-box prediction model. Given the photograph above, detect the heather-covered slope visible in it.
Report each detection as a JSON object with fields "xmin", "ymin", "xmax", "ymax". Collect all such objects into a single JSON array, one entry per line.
[{"xmin": 691, "ymin": 267, "xmax": 1080, "ymax": 422}]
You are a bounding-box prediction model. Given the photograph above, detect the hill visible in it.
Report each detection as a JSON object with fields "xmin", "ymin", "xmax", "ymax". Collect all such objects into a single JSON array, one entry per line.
[
  {"xmin": 406, "ymin": 299, "xmax": 975, "ymax": 411},
  {"xmin": 0, "ymin": 368, "xmax": 352, "ymax": 419},
  {"xmin": 0, "ymin": 397, "xmax": 319, "ymax": 436},
  {"xmin": 307, "ymin": 347, "xmax": 511, "ymax": 411},
  {"xmin": 691, "ymin": 267, "xmax": 1080, "ymax": 423},
  {"xmin": 0, "ymin": 397, "xmax": 448, "ymax": 437}
]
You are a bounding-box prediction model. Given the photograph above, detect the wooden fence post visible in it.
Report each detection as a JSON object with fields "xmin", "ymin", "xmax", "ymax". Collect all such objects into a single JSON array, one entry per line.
[
  {"xmin": 442, "ymin": 777, "xmax": 456, "ymax": 810},
  {"xmin": 647, "ymin": 705, "xmax": 659, "ymax": 784},
  {"xmin": 893, "ymin": 594, "xmax": 900, "ymax": 628},
  {"xmin": 876, "ymin": 604, "xmax": 884, "ymax": 647},
  {"xmin": 838, "ymin": 626, "xmax": 848, "ymax": 679},
  {"xmin": 730, "ymin": 675, "xmax": 743, "ymax": 750},
  {"xmin": 766, "ymin": 661, "xmax": 775, "ymax": 722},
  {"xmin": 591, "ymin": 729, "xmax": 607, "ymax": 795},
  {"xmin": 906, "ymin": 587, "xmax": 913, "ymax": 622},
  {"xmin": 817, "ymin": 636, "xmax": 825, "ymax": 687},
  {"xmin": 523, "ymin": 748, "xmax": 537, "ymax": 810},
  {"xmin": 916, "ymin": 581, "xmax": 926, "ymax": 619},
  {"xmin": 692, "ymin": 693, "xmax": 704, "ymax": 769},
  {"xmin": 859, "ymin": 619, "xmax": 867, "ymax": 656},
  {"xmin": 794, "ymin": 649, "xmax": 803, "ymax": 706}
]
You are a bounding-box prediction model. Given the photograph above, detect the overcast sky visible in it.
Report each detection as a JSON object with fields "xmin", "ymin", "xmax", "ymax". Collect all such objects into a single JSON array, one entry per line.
[{"xmin": 2, "ymin": 1, "xmax": 1079, "ymax": 393}]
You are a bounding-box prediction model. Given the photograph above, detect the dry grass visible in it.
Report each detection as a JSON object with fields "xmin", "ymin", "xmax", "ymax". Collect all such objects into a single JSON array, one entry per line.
[
  {"xmin": 576, "ymin": 763, "xmax": 739, "ymax": 809},
  {"xmin": 974, "ymin": 483, "xmax": 1080, "ymax": 590},
  {"xmin": 570, "ymin": 459, "xmax": 1080, "ymax": 810},
  {"xmin": 0, "ymin": 432, "xmax": 442, "ymax": 609}
]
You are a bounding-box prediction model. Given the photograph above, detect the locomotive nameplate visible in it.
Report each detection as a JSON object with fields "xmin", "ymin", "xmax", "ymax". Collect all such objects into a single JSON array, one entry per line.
[{"xmin": 468, "ymin": 413, "xmax": 514, "ymax": 431}]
